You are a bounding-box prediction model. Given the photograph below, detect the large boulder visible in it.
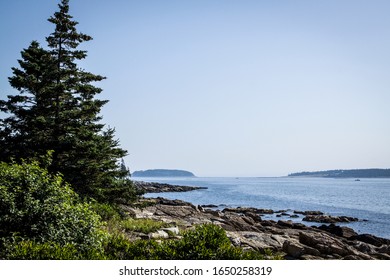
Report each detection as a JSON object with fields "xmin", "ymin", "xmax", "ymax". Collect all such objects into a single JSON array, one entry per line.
[
  {"xmin": 277, "ymin": 220, "xmax": 294, "ymax": 228},
  {"xmin": 227, "ymin": 231, "xmax": 288, "ymax": 253},
  {"xmin": 350, "ymin": 234, "xmax": 390, "ymax": 247},
  {"xmin": 318, "ymin": 224, "xmax": 358, "ymax": 238},
  {"xmin": 282, "ymin": 240, "xmax": 321, "ymax": 258},
  {"xmin": 221, "ymin": 213, "xmax": 261, "ymax": 232},
  {"xmin": 298, "ymin": 231, "xmax": 374, "ymax": 259}
]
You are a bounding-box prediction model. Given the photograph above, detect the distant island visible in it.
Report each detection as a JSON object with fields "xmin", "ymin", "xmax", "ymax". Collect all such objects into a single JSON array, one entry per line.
[
  {"xmin": 132, "ymin": 169, "xmax": 196, "ymax": 177},
  {"xmin": 289, "ymin": 169, "xmax": 390, "ymax": 178}
]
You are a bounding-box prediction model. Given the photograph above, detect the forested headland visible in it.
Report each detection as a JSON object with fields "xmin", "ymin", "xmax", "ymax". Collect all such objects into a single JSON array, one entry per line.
[
  {"xmin": 288, "ymin": 169, "xmax": 390, "ymax": 178},
  {"xmin": 132, "ymin": 169, "xmax": 195, "ymax": 177}
]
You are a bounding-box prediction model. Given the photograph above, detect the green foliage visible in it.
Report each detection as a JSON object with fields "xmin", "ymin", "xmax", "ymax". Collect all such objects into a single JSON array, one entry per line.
[
  {"xmin": 173, "ymin": 223, "xmax": 235, "ymax": 259},
  {"xmin": 132, "ymin": 199, "xmax": 157, "ymax": 209},
  {"xmin": 90, "ymin": 201, "xmax": 122, "ymax": 221},
  {"xmin": 0, "ymin": 159, "xmax": 106, "ymax": 256},
  {"xmin": 2, "ymin": 240, "xmax": 106, "ymax": 260},
  {"xmin": 103, "ymin": 233, "xmax": 161, "ymax": 260},
  {"xmin": 0, "ymin": 0, "xmax": 137, "ymax": 203},
  {"xmin": 120, "ymin": 218, "xmax": 170, "ymax": 234},
  {"xmin": 169, "ymin": 224, "xmax": 270, "ymax": 260}
]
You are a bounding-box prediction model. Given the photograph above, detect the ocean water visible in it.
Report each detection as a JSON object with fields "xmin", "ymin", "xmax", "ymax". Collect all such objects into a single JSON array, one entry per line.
[{"xmin": 135, "ymin": 177, "xmax": 390, "ymax": 239}]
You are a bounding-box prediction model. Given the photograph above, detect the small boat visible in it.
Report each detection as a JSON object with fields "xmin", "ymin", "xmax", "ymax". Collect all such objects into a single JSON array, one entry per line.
[{"xmin": 355, "ymin": 179, "xmax": 361, "ymax": 181}]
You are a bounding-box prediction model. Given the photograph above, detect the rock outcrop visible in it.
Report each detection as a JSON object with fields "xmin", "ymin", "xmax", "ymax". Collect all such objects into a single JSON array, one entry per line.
[
  {"xmin": 303, "ymin": 214, "xmax": 358, "ymax": 223},
  {"xmin": 122, "ymin": 197, "xmax": 390, "ymax": 260},
  {"xmin": 133, "ymin": 181, "xmax": 206, "ymax": 193}
]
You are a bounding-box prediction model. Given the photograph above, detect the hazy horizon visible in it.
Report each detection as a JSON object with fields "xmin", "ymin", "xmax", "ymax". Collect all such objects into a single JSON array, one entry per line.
[
  {"xmin": 1, "ymin": 0, "xmax": 389, "ymax": 177},
  {"xmin": 131, "ymin": 167, "xmax": 390, "ymax": 178}
]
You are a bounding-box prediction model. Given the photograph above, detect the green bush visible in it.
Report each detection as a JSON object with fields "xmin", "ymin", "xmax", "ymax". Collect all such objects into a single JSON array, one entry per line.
[
  {"xmin": 168, "ymin": 224, "xmax": 270, "ymax": 260},
  {"xmin": 2, "ymin": 239, "xmax": 106, "ymax": 260},
  {"xmin": 90, "ymin": 202, "xmax": 121, "ymax": 221},
  {"xmin": 103, "ymin": 233, "xmax": 161, "ymax": 260},
  {"xmin": 0, "ymin": 160, "xmax": 106, "ymax": 257}
]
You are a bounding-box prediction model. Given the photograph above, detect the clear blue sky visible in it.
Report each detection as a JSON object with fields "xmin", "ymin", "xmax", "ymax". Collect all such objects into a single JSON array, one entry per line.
[{"xmin": 1, "ymin": 0, "xmax": 390, "ymax": 176}]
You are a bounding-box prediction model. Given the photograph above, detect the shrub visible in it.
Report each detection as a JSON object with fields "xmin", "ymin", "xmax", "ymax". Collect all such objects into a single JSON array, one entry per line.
[
  {"xmin": 90, "ymin": 201, "xmax": 121, "ymax": 221},
  {"xmin": 0, "ymin": 160, "xmax": 106, "ymax": 257},
  {"xmin": 170, "ymin": 223, "xmax": 264, "ymax": 260},
  {"xmin": 2, "ymin": 239, "xmax": 106, "ymax": 260},
  {"xmin": 103, "ymin": 233, "xmax": 161, "ymax": 260},
  {"xmin": 120, "ymin": 218, "xmax": 170, "ymax": 234}
]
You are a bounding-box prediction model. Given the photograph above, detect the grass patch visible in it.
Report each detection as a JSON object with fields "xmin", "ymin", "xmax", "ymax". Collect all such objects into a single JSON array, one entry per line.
[
  {"xmin": 132, "ymin": 199, "xmax": 157, "ymax": 209},
  {"xmin": 120, "ymin": 218, "xmax": 171, "ymax": 234},
  {"xmin": 90, "ymin": 201, "xmax": 122, "ymax": 221}
]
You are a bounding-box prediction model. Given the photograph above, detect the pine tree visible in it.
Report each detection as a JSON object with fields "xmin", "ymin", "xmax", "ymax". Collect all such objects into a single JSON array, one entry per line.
[
  {"xmin": 120, "ymin": 158, "xmax": 130, "ymax": 176},
  {"xmin": 0, "ymin": 0, "xmax": 136, "ymax": 202},
  {"xmin": 0, "ymin": 41, "xmax": 57, "ymax": 160}
]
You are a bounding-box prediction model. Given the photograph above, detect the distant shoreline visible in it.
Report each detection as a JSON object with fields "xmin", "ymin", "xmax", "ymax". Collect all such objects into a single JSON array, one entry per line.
[
  {"xmin": 288, "ymin": 168, "xmax": 390, "ymax": 178},
  {"xmin": 132, "ymin": 169, "xmax": 195, "ymax": 178}
]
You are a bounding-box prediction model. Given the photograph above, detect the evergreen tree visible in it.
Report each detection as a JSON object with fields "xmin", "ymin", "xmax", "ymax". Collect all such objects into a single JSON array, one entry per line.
[
  {"xmin": 0, "ymin": 0, "xmax": 136, "ymax": 202},
  {"xmin": 0, "ymin": 41, "xmax": 56, "ymax": 160},
  {"xmin": 120, "ymin": 158, "xmax": 130, "ymax": 176}
]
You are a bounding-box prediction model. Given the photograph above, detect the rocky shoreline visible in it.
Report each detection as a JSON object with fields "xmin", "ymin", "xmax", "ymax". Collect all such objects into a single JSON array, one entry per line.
[
  {"xmin": 133, "ymin": 180, "xmax": 207, "ymax": 193},
  {"xmin": 128, "ymin": 181, "xmax": 390, "ymax": 260}
]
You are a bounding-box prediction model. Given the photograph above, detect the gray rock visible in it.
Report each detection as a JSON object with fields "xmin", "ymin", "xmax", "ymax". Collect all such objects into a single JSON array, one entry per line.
[
  {"xmin": 292, "ymin": 223, "xmax": 307, "ymax": 230},
  {"xmin": 294, "ymin": 210, "xmax": 323, "ymax": 215},
  {"xmin": 161, "ymin": 227, "xmax": 180, "ymax": 235},
  {"xmin": 378, "ymin": 245, "xmax": 390, "ymax": 254},
  {"xmin": 318, "ymin": 224, "xmax": 358, "ymax": 238},
  {"xmin": 350, "ymin": 234, "xmax": 390, "ymax": 247},
  {"xmin": 277, "ymin": 220, "xmax": 293, "ymax": 228},
  {"xmin": 149, "ymin": 230, "xmax": 169, "ymax": 239},
  {"xmin": 223, "ymin": 207, "xmax": 274, "ymax": 215},
  {"xmin": 303, "ymin": 214, "xmax": 358, "ymax": 223},
  {"xmin": 134, "ymin": 181, "xmax": 206, "ymax": 193},
  {"xmin": 227, "ymin": 231, "xmax": 286, "ymax": 253},
  {"xmin": 200, "ymin": 204, "xmax": 218, "ymax": 208},
  {"xmin": 245, "ymin": 212, "xmax": 262, "ymax": 222},
  {"xmin": 283, "ymin": 240, "xmax": 305, "ymax": 258}
]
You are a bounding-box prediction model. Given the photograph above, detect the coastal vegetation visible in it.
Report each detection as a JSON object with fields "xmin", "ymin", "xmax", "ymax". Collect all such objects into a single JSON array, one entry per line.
[
  {"xmin": 0, "ymin": 0, "xmax": 275, "ymax": 260},
  {"xmin": 4, "ymin": 0, "xmax": 387, "ymax": 261},
  {"xmin": 0, "ymin": 159, "xmax": 106, "ymax": 258},
  {"xmin": 0, "ymin": 159, "xmax": 276, "ymax": 260}
]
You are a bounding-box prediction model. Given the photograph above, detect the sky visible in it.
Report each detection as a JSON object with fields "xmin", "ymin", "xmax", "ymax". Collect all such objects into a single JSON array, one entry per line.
[{"xmin": 1, "ymin": 0, "xmax": 390, "ymax": 177}]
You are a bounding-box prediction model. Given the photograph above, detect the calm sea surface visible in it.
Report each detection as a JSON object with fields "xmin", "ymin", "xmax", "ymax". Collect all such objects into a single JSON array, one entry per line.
[{"xmin": 135, "ymin": 177, "xmax": 390, "ymax": 239}]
